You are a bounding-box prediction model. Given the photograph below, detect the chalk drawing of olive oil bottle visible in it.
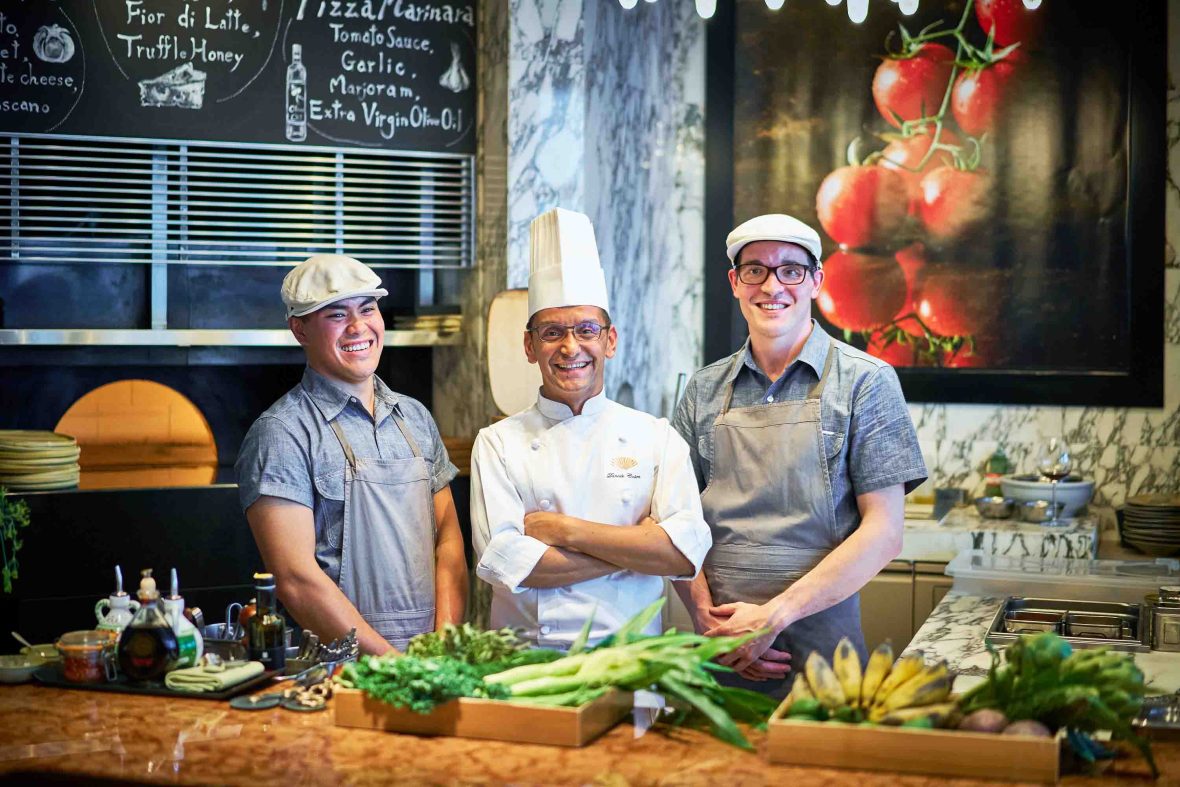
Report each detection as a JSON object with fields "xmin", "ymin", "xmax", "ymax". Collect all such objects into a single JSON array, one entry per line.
[{"xmin": 285, "ymin": 43, "xmax": 307, "ymax": 142}]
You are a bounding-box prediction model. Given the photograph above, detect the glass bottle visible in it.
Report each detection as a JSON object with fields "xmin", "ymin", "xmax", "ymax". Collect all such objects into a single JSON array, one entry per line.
[
  {"xmin": 983, "ymin": 447, "xmax": 1010, "ymax": 498},
  {"xmin": 247, "ymin": 573, "xmax": 286, "ymax": 670},
  {"xmin": 118, "ymin": 569, "xmax": 179, "ymax": 682},
  {"xmin": 161, "ymin": 568, "xmax": 203, "ymax": 669},
  {"xmin": 285, "ymin": 43, "xmax": 307, "ymax": 142}
]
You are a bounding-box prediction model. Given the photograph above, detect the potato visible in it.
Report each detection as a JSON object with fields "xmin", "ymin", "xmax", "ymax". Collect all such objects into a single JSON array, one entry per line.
[
  {"xmin": 957, "ymin": 708, "xmax": 1009, "ymax": 733},
  {"xmin": 1003, "ymin": 719, "xmax": 1053, "ymax": 737}
]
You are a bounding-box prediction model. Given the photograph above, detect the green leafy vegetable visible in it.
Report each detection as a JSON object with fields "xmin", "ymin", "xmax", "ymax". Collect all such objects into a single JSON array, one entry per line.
[
  {"xmin": 340, "ymin": 655, "xmax": 510, "ymax": 713},
  {"xmin": 958, "ymin": 632, "xmax": 1156, "ymax": 778},
  {"xmin": 0, "ymin": 487, "xmax": 30, "ymax": 594},
  {"xmin": 483, "ymin": 599, "xmax": 779, "ymax": 750},
  {"xmin": 405, "ymin": 623, "xmax": 526, "ymax": 664}
]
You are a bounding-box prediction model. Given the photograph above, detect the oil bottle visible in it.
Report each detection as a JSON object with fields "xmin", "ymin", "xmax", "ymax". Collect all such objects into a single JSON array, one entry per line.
[
  {"xmin": 247, "ymin": 572, "xmax": 286, "ymax": 671},
  {"xmin": 117, "ymin": 569, "xmax": 179, "ymax": 681}
]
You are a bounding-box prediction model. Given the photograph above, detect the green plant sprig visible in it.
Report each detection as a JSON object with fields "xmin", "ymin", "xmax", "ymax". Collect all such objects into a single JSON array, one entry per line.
[{"xmin": 0, "ymin": 486, "xmax": 31, "ymax": 594}]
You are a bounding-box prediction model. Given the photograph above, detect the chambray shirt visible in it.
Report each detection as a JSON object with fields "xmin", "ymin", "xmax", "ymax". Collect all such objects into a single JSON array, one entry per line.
[
  {"xmin": 235, "ymin": 366, "xmax": 458, "ymax": 584},
  {"xmin": 671, "ymin": 321, "xmax": 926, "ymax": 543}
]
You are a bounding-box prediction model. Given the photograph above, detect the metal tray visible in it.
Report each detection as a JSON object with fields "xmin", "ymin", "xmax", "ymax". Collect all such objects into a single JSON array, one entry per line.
[{"xmin": 986, "ymin": 597, "xmax": 1148, "ymax": 653}]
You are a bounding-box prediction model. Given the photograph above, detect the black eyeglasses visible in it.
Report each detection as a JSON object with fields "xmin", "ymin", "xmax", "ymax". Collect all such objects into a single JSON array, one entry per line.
[
  {"xmin": 530, "ymin": 321, "xmax": 610, "ymax": 344},
  {"xmin": 733, "ymin": 263, "xmax": 812, "ymax": 286}
]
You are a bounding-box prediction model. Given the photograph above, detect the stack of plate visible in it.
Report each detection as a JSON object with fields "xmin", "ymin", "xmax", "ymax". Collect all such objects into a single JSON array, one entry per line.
[
  {"xmin": 0, "ymin": 431, "xmax": 80, "ymax": 491},
  {"xmin": 1123, "ymin": 493, "xmax": 1180, "ymax": 556}
]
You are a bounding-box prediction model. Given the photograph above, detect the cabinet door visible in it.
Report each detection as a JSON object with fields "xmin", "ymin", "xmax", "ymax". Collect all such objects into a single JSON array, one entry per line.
[
  {"xmin": 860, "ymin": 572, "xmax": 915, "ymax": 651},
  {"xmin": 912, "ymin": 573, "xmax": 954, "ymax": 632}
]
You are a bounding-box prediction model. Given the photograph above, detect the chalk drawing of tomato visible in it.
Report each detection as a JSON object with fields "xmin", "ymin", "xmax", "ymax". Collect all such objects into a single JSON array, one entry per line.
[{"xmin": 34, "ymin": 25, "xmax": 76, "ymax": 64}]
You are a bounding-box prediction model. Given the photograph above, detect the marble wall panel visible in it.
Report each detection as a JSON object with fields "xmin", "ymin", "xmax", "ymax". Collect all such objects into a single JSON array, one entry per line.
[
  {"xmin": 432, "ymin": 0, "xmax": 511, "ymax": 437},
  {"xmin": 584, "ymin": 1, "xmax": 705, "ymax": 417}
]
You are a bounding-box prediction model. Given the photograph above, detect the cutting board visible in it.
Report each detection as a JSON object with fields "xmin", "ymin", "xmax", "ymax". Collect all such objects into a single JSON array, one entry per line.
[{"xmin": 486, "ymin": 289, "xmax": 541, "ymax": 417}]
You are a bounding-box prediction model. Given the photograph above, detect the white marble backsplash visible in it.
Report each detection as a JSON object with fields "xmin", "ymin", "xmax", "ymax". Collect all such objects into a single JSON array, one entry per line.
[
  {"xmin": 435, "ymin": 0, "xmax": 705, "ymax": 435},
  {"xmin": 583, "ymin": 0, "xmax": 705, "ymax": 417}
]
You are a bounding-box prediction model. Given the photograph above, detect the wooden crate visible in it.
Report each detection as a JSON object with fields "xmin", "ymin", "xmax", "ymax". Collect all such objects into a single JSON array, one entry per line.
[
  {"xmin": 334, "ymin": 688, "xmax": 631, "ymax": 747},
  {"xmin": 767, "ymin": 718, "xmax": 1060, "ymax": 783}
]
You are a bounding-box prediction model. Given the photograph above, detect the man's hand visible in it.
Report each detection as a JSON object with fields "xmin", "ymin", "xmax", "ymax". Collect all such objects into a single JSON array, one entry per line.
[
  {"xmin": 705, "ymin": 600, "xmax": 786, "ymax": 673},
  {"xmin": 523, "ymin": 511, "xmax": 570, "ymax": 547},
  {"xmin": 736, "ymin": 648, "xmax": 792, "ymax": 681}
]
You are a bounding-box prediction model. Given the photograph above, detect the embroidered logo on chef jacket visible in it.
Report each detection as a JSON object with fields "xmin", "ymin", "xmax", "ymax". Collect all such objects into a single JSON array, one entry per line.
[{"xmin": 607, "ymin": 455, "xmax": 643, "ymax": 480}]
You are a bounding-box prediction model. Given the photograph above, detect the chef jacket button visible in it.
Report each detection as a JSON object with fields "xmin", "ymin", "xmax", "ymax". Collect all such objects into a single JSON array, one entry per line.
[
  {"xmin": 618, "ymin": 435, "xmax": 627, "ymax": 443},
  {"xmin": 531, "ymin": 439, "xmax": 541, "ymax": 450},
  {"xmin": 540, "ymin": 625, "xmax": 551, "ymax": 635},
  {"xmin": 539, "ymin": 499, "xmax": 552, "ymax": 510},
  {"xmin": 621, "ymin": 492, "xmax": 631, "ymax": 504},
  {"xmin": 766, "ymin": 395, "xmax": 775, "ymax": 403}
]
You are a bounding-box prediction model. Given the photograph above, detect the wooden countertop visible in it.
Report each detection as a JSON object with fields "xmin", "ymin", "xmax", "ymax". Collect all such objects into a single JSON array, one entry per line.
[{"xmin": 0, "ymin": 684, "xmax": 1173, "ymax": 785}]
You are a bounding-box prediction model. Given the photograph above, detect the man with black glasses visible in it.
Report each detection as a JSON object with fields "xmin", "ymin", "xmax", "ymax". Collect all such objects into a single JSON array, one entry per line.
[
  {"xmin": 471, "ymin": 208, "xmax": 711, "ymax": 650},
  {"xmin": 671, "ymin": 213, "xmax": 926, "ymax": 697}
]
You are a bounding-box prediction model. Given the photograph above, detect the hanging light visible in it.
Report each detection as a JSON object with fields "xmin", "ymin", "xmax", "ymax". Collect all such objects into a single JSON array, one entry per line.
[
  {"xmin": 898, "ymin": 0, "xmax": 919, "ymax": 14},
  {"xmin": 825, "ymin": 0, "xmax": 841, "ymax": 5},
  {"xmin": 847, "ymin": 0, "xmax": 868, "ymax": 23},
  {"xmin": 766, "ymin": 0, "xmax": 786, "ymax": 10},
  {"xmin": 1022, "ymin": 0, "xmax": 1042, "ymax": 7},
  {"xmin": 695, "ymin": 0, "xmax": 717, "ymax": 19},
  {"xmin": 619, "ymin": 0, "xmax": 639, "ymax": 9}
]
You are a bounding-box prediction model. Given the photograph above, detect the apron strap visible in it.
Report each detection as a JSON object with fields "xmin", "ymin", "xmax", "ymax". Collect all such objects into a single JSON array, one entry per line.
[
  {"xmin": 327, "ymin": 418, "xmax": 359, "ymax": 470},
  {"xmin": 808, "ymin": 344, "xmax": 837, "ymax": 400},
  {"xmin": 390, "ymin": 407, "xmax": 424, "ymax": 459}
]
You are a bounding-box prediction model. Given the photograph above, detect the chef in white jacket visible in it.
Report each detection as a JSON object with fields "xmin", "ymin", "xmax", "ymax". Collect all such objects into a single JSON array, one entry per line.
[{"xmin": 470, "ymin": 208, "xmax": 712, "ymax": 649}]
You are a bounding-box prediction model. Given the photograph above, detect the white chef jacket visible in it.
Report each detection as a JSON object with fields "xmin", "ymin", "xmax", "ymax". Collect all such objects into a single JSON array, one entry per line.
[{"xmin": 471, "ymin": 391, "xmax": 712, "ymax": 650}]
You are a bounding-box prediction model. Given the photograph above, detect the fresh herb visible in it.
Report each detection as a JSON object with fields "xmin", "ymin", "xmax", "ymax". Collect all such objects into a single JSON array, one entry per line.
[
  {"xmin": 958, "ymin": 632, "xmax": 1156, "ymax": 778},
  {"xmin": 405, "ymin": 623, "xmax": 526, "ymax": 664},
  {"xmin": 483, "ymin": 599, "xmax": 778, "ymax": 750},
  {"xmin": 0, "ymin": 487, "xmax": 30, "ymax": 594},
  {"xmin": 338, "ymin": 647, "xmax": 562, "ymax": 714},
  {"xmin": 340, "ymin": 655, "xmax": 510, "ymax": 713}
]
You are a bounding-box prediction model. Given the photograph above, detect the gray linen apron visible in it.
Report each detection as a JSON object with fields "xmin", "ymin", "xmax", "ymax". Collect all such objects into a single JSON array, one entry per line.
[
  {"xmin": 323, "ymin": 408, "xmax": 437, "ymax": 651},
  {"xmin": 701, "ymin": 345, "xmax": 864, "ymax": 698}
]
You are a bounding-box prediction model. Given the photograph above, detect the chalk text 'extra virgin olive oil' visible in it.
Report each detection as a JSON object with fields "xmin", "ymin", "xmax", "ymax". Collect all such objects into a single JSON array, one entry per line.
[
  {"xmin": 117, "ymin": 569, "xmax": 179, "ymax": 681},
  {"xmin": 247, "ymin": 572, "xmax": 286, "ymax": 670}
]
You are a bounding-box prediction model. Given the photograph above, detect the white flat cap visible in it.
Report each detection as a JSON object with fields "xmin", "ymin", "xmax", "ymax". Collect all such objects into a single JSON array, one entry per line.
[
  {"xmin": 726, "ymin": 214, "xmax": 823, "ymax": 266},
  {"xmin": 281, "ymin": 254, "xmax": 388, "ymax": 318},
  {"xmin": 527, "ymin": 208, "xmax": 610, "ymax": 318}
]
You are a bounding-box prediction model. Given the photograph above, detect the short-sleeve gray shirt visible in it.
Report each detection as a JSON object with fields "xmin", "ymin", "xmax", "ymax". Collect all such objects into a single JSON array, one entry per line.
[
  {"xmin": 671, "ymin": 321, "xmax": 926, "ymax": 542},
  {"xmin": 235, "ymin": 366, "xmax": 458, "ymax": 584}
]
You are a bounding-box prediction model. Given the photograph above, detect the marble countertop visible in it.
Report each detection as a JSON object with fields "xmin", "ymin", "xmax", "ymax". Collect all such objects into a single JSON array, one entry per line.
[
  {"xmin": 899, "ymin": 510, "xmax": 1099, "ymax": 563},
  {"xmin": 0, "ymin": 683, "xmax": 1171, "ymax": 785},
  {"xmin": 904, "ymin": 591, "xmax": 1180, "ymax": 697}
]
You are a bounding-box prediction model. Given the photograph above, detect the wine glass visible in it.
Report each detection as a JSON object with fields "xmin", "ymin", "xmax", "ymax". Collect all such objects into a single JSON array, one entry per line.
[{"xmin": 1036, "ymin": 437, "xmax": 1072, "ymax": 525}]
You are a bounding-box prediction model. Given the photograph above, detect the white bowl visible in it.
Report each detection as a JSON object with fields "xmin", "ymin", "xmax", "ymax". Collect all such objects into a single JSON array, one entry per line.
[
  {"xmin": 0, "ymin": 655, "xmax": 39, "ymax": 684},
  {"xmin": 1000, "ymin": 474, "xmax": 1094, "ymax": 519}
]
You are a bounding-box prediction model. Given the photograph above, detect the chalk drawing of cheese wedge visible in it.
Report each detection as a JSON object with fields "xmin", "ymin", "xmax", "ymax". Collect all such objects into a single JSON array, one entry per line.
[{"xmin": 138, "ymin": 63, "xmax": 207, "ymax": 110}]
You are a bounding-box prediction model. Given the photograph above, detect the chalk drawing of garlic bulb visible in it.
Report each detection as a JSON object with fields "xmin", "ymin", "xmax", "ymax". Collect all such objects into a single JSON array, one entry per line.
[
  {"xmin": 438, "ymin": 42, "xmax": 469, "ymax": 93},
  {"xmin": 33, "ymin": 24, "xmax": 76, "ymax": 64}
]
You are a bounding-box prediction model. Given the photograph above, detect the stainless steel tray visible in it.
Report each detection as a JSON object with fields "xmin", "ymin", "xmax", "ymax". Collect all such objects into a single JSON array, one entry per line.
[{"xmin": 985, "ymin": 597, "xmax": 1149, "ymax": 653}]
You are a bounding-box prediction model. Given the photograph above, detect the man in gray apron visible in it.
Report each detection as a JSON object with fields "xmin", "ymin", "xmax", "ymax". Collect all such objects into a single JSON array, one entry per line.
[
  {"xmin": 671, "ymin": 214, "xmax": 927, "ymax": 697},
  {"xmin": 236, "ymin": 254, "xmax": 468, "ymax": 654}
]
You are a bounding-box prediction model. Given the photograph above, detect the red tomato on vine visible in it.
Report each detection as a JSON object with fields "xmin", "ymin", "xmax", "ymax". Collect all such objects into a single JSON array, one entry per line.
[
  {"xmin": 918, "ymin": 166, "xmax": 994, "ymax": 245},
  {"xmin": 879, "ymin": 131, "xmax": 960, "ymax": 215},
  {"xmin": 815, "ymin": 250, "xmax": 908, "ymax": 332},
  {"xmin": 952, "ymin": 52, "xmax": 1026, "ymax": 137},
  {"xmin": 815, "ymin": 165, "xmax": 908, "ymax": 248},
  {"xmin": 975, "ymin": 0, "xmax": 1046, "ymax": 49},
  {"xmin": 872, "ymin": 43, "xmax": 956, "ymax": 129}
]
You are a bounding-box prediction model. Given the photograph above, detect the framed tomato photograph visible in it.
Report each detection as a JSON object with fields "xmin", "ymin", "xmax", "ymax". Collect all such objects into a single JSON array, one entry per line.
[{"xmin": 703, "ymin": 0, "xmax": 1164, "ymax": 406}]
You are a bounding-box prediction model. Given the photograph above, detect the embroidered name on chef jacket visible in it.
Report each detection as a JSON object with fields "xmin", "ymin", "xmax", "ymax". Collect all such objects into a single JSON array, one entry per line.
[{"xmin": 607, "ymin": 455, "xmax": 642, "ymax": 480}]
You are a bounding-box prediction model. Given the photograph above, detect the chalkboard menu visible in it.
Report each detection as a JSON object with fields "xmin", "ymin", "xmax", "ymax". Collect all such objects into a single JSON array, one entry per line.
[{"xmin": 0, "ymin": 0, "xmax": 475, "ymax": 152}]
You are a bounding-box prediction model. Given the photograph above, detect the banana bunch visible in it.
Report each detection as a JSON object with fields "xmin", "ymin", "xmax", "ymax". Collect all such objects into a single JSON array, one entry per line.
[{"xmin": 770, "ymin": 637, "xmax": 956, "ymax": 728}]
